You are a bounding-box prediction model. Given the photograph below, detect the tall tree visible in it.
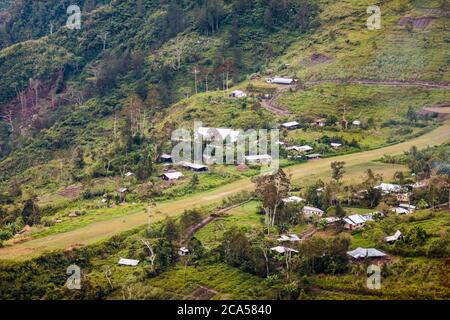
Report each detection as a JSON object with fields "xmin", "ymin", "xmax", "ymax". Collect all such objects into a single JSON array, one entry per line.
[{"xmin": 253, "ymin": 169, "xmax": 290, "ymax": 234}]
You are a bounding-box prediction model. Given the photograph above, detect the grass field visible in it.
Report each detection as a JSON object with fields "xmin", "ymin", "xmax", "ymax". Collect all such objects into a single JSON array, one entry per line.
[
  {"xmin": 196, "ymin": 201, "xmax": 263, "ymax": 247},
  {"xmin": 1, "ymin": 120, "xmax": 449, "ymax": 260},
  {"xmin": 137, "ymin": 263, "xmax": 279, "ymax": 300}
]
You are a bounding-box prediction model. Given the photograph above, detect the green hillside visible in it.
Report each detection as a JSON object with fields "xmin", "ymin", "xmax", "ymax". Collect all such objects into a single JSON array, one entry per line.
[{"xmin": 0, "ymin": 0, "xmax": 449, "ymax": 301}]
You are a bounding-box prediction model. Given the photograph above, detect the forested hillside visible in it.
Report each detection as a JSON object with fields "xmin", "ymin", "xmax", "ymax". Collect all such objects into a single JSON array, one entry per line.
[{"xmin": 0, "ymin": 0, "xmax": 319, "ymax": 172}]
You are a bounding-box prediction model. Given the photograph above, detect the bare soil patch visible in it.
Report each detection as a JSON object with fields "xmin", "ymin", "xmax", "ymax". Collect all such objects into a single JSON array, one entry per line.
[
  {"xmin": 191, "ymin": 286, "xmax": 218, "ymax": 300},
  {"xmin": 58, "ymin": 185, "xmax": 83, "ymax": 199},
  {"xmin": 398, "ymin": 16, "xmax": 437, "ymax": 29},
  {"xmin": 310, "ymin": 53, "xmax": 333, "ymax": 64}
]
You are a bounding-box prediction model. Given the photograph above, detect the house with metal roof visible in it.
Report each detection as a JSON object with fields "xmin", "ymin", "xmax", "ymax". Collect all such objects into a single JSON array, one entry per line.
[
  {"xmin": 331, "ymin": 142, "xmax": 342, "ymax": 149},
  {"xmin": 375, "ymin": 183, "xmax": 402, "ymax": 193},
  {"xmin": 118, "ymin": 258, "xmax": 139, "ymax": 266},
  {"xmin": 303, "ymin": 206, "xmax": 324, "ymax": 219},
  {"xmin": 343, "ymin": 214, "xmax": 370, "ymax": 230},
  {"xmin": 230, "ymin": 90, "xmax": 247, "ymax": 98},
  {"xmin": 178, "ymin": 247, "xmax": 189, "ymax": 256},
  {"xmin": 244, "ymin": 154, "xmax": 272, "ymax": 164},
  {"xmin": 399, "ymin": 203, "xmax": 416, "ymax": 213},
  {"xmin": 347, "ymin": 247, "xmax": 386, "ymax": 260},
  {"xmin": 385, "ymin": 230, "xmax": 403, "ymax": 244},
  {"xmin": 266, "ymin": 77, "xmax": 296, "ymax": 85},
  {"xmin": 277, "ymin": 234, "xmax": 301, "ymax": 242},
  {"xmin": 179, "ymin": 161, "xmax": 208, "ymax": 172},
  {"xmin": 160, "ymin": 153, "xmax": 173, "ymax": 162},
  {"xmin": 282, "ymin": 196, "xmax": 305, "ymax": 204},
  {"xmin": 281, "ymin": 121, "xmax": 300, "ymax": 130},
  {"xmin": 197, "ymin": 127, "xmax": 241, "ymax": 145},
  {"xmin": 306, "ymin": 153, "xmax": 321, "ymax": 160},
  {"xmin": 391, "ymin": 207, "xmax": 411, "ymax": 215},
  {"xmin": 161, "ymin": 171, "xmax": 184, "ymax": 181},
  {"xmin": 270, "ymin": 246, "xmax": 299, "ymax": 254},
  {"xmin": 287, "ymin": 145, "xmax": 313, "ymax": 152}
]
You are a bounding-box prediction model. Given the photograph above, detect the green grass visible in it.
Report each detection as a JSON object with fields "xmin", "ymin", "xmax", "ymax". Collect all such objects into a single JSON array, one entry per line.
[
  {"xmin": 136, "ymin": 263, "xmax": 278, "ymax": 300},
  {"xmin": 310, "ymin": 257, "xmax": 450, "ymax": 299},
  {"xmin": 196, "ymin": 201, "xmax": 263, "ymax": 247},
  {"xmin": 279, "ymin": 84, "xmax": 447, "ymax": 122},
  {"xmin": 273, "ymin": 0, "xmax": 449, "ymax": 83},
  {"xmin": 349, "ymin": 209, "xmax": 450, "ymax": 249}
]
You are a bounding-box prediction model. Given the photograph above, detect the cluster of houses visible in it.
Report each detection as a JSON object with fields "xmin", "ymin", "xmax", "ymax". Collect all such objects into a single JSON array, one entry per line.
[
  {"xmin": 375, "ymin": 183, "xmax": 417, "ymax": 215},
  {"xmin": 281, "ymin": 121, "xmax": 347, "ymax": 157},
  {"xmin": 270, "ymin": 243, "xmax": 388, "ymax": 262}
]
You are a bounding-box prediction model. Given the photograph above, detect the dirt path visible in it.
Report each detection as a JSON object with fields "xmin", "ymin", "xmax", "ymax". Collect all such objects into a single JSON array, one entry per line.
[
  {"xmin": 260, "ymin": 86, "xmax": 294, "ymax": 116},
  {"xmin": 182, "ymin": 200, "xmax": 253, "ymax": 242},
  {"xmin": 421, "ymin": 103, "xmax": 450, "ymax": 114},
  {"xmin": 299, "ymin": 226, "xmax": 317, "ymax": 241},
  {"xmin": 305, "ymin": 79, "xmax": 450, "ymax": 89},
  {"xmin": 260, "ymin": 79, "xmax": 449, "ymax": 116},
  {"xmin": 1, "ymin": 121, "xmax": 449, "ymax": 260}
]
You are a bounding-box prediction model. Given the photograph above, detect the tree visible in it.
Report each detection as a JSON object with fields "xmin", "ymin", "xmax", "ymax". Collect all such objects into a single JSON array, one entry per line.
[
  {"xmin": 9, "ymin": 179, "xmax": 22, "ymax": 198},
  {"xmin": 190, "ymin": 174, "xmax": 199, "ymax": 188},
  {"xmin": 331, "ymin": 161, "xmax": 345, "ymax": 184},
  {"xmin": 253, "ymin": 169, "xmax": 290, "ymax": 234},
  {"xmin": 393, "ymin": 171, "xmax": 405, "ymax": 185},
  {"xmin": 72, "ymin": 147, "xmax": 85, "ymax": 170},
  {"xmin": 221, "ymin": 227, "xmax": 251, "ymax": 267},
  {"xmin": 436, "ymin": 164, "xmax": 450, "ymax": 209},
  {"xmin": 403, "ymin": 226, "xmax": 427, "ymax": 247},
  {"xmin": 163, "ymin": 218, "xmax": 179, "ymax": 243},
  {"xmin": 21, "ymin": 196, "xmax": 40, "ymax": 226},
  {"xmin": 263, "ymin": 8, "xmax": 274, "ymax": 31},
  {"xmin": 325, "ymin": 114, "xmax": 338, "ymax": 126},
  {"xmin": 406, "ymin": 106, "xmax": 417, "ymax": 122}
]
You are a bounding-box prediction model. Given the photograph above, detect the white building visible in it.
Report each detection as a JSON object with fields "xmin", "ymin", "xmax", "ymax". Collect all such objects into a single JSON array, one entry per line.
[
  {"xmin": 375, "ymin": 183, "xmax": 402, "ymax": 194},
  {"xmin": 160, "ymin": 154, "xmax": 173, "ymax": 162},
  {"xmin": 282, "ymin": 196, "xmax": 305, "ymax": 204},
  {"xmin": 197, "ymin": 127, "xmax": 241, "ymax": 145},
  {"xmin": 303, "ymin": 206, "xmax": 324, "ymax": 219},
  {"xmin": 385, "ymin": 230, "xmax": 403, "ymax": 244},
  {"xmin": 178, "ymin": 247, "xmax": 189, "ymax": 256},
  {"xmin": 118, "ymin": 258, "xmax": 139, "ymax": 266},
  {"xmin": 287, "ymin": 145, "xmax": 313, "ymax": 152},
  {"xmin": 347, "ymin": 247, "xmax": 386, "ymax": 259},
  {"xmin": 270, "ymin": 246, "xmax": 299, "ymax": 254},
  {"xmin": 244, "ymin": 154, "xmax": 272, "ymax": 164},
  {"xmin": 399, "ymin": 203, "xmax": 416, "ymax": 213},
  {"xmin": 161, "ymin": 171, "xmax": 184, "ymax": 181},
  {"xmin": 230, "ymin": 90, "xmax": 247, "ymax": 98},
  {"xmin": 331, "ymin": 143, "xmax": 342, "ymax": 149},
  {"xmin": 266, "ymin": 77, "xmax": 296, "ymax": 85},
  {"xmin": 321, "ymin": 217, "xmax": 341, "ymax": 225},
  {"xmin": 277, "ymin": 234, "xmax": 301, "ymax": 242},
  {"xmin": 281, "ymin": 121, "xmax": 300, "ymax": 130},
  {"xmin": 343, "ymin": 214, "xmax": 369, "ymax": 230},
  {"xmin": 391, "ymin": 207, "xmax": 411, "ymax": 215},
  {"xmin": 306, "ymin": 153, "xmax": 321, "ymax": 160},
  {"xmin": 179, "ymin": 161, "xmax": 208, "ymax": 172}
]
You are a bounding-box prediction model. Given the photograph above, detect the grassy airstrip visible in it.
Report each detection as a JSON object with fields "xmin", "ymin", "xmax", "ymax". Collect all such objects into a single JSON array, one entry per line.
[{"xmin": 0, "ymin": 120, "xmax": 449, "ymax": 260}]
